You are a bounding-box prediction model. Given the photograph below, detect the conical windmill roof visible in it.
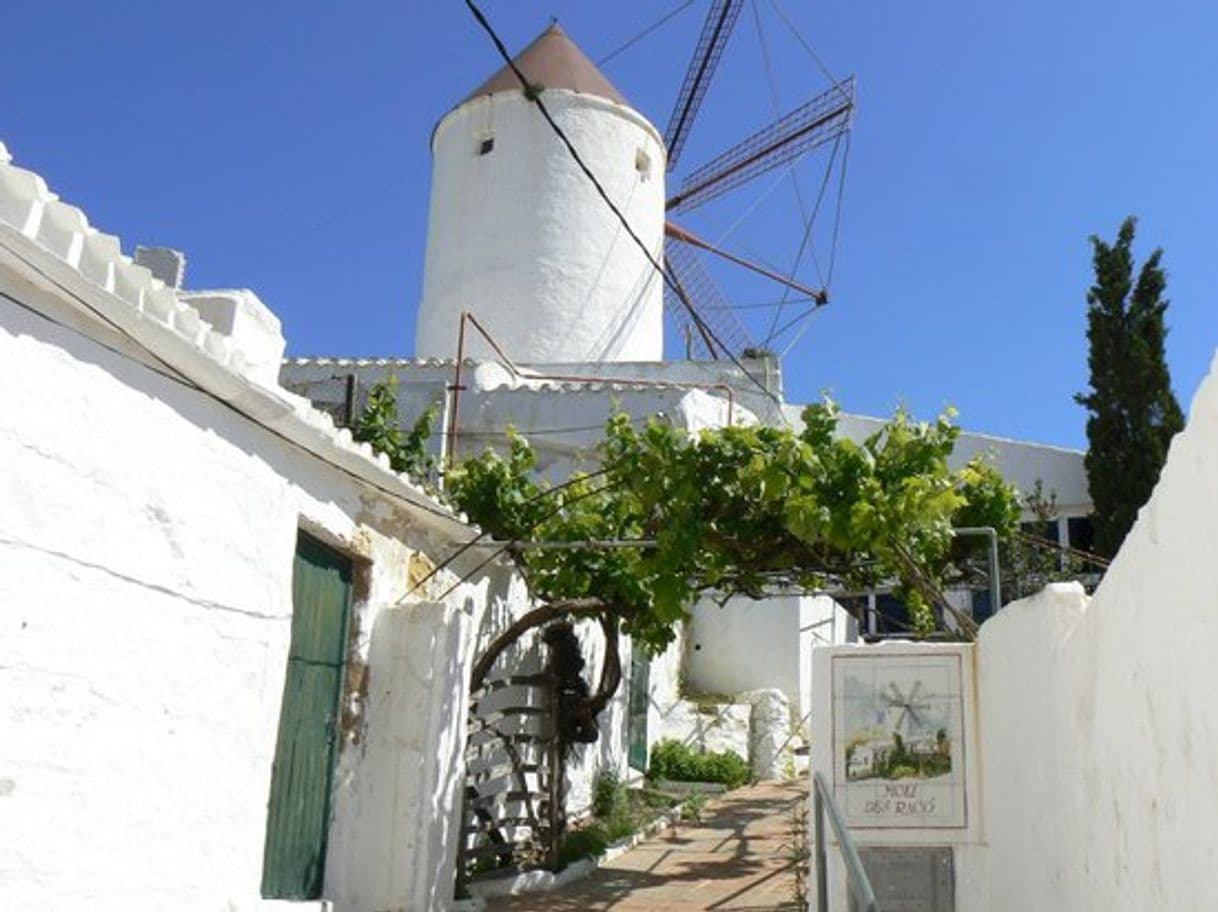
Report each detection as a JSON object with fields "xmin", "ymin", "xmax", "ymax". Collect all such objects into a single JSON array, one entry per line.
[{"xmin": 460, "ymin": 22, "xmax": 628, "ymax": 107}]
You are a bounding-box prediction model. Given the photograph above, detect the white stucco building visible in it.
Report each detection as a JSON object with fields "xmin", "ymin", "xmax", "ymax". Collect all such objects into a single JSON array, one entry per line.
[
  {"xmin": 0, "ymin": 137, "xmax": 688, "ymax": 909},
  {"xmin": 0, "ymin": 140, "xmax": 530, "ymax": 909}
]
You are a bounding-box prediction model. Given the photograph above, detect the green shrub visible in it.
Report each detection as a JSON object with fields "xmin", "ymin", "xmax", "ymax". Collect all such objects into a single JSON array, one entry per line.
[
  {"xmin": 557, "ymin": 824, "xmax": 611, "ymax": 868},
  {"xmin": 683, "ymin": 791, "xmax": 708, "ymax": 821},
  {"xmin": 592, "ymin": 768, "xmax": 628, "ymax": 822},
  {"xmin": 647, "ymin": 739, "xmax": 750, "ymax": 789}
]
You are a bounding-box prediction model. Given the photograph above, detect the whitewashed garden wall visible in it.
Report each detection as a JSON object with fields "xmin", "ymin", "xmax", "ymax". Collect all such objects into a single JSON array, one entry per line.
[
  {"xmin": 975, "ymin": 350, "xmax": 1218, "ymax": 911},
  {"xmin": 811, "ymin": 351, "xmax": 1218, "ymax": 911}
]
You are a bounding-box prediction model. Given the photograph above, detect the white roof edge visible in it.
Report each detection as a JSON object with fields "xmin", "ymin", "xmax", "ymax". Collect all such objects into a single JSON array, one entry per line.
[
  {"xmin": 783, "ymin": 403, "xmax": 1084, "ymax": 457},
  {"xmin": 0, "ymin": 149, "xmax": 471, "ymax": 540},
  {"xmin": 286, "ymin": 355, "xmax": 460, "ymax": 368}
]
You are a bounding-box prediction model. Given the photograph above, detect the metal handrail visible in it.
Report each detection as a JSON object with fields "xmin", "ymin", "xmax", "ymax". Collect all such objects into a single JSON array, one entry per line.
[{"xmin": 813, "ymin": 770, "xmax": 878, "ymax": 912}]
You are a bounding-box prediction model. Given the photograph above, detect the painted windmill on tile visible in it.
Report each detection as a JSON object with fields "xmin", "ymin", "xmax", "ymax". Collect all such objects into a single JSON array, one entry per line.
[
  {"xmin": 884, "ymin": 680, "xmax": 933, "ymax": 738},
  {"xmin": 649, "ymin": 0, "xmax": 855, "ymax": 359}
]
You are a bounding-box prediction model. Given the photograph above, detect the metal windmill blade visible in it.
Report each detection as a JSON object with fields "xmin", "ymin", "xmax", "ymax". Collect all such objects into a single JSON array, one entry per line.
[
  {"xmin": 664, "ymin": 0, "xmax": 746, "ymax": 171},
  {"xmin": 668, "ymin": 77, "xmax": 855, "ymax": 214},
  {"xmin": 663, "ymin": 235, "xmax": 756, "ymax": 359},
  {"xmin": 655, "ymin": 0, "xmax": 854, "ymax": 358}
]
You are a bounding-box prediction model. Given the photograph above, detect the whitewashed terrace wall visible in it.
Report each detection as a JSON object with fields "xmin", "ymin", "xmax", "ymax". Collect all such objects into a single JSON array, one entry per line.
[
  {"xmin": 279, "ymin": 354, "xmax": 788, "ymax": 476},
  {"xmin": 687, "ymin": 593, "xmax": 853, "ymax": 721},
  {"xmin": 975, "ymin": 349, "xmax": 1218, "ymax": 911}
]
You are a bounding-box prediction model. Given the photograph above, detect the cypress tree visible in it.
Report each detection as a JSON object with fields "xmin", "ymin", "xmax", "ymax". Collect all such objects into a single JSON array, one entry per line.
[{"xmin": 1076, "ymin": 217, "xmax": 1184, "ymax": 558}]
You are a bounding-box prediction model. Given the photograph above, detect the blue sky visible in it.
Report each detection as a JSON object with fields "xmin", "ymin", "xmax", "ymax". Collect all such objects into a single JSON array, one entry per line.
[{"xmin": 5, "ymin": 1, "xmax": 1215, "ymax": 448}]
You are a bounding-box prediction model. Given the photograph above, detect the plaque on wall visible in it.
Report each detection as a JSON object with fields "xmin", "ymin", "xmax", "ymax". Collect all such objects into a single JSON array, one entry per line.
[
  {"xmin": 855, "ymin": 846, "xmax": 954, "ymax": 912},
  {"xmin": 832, "ymin": 652, "xmax": 967, "ymax": 828}
]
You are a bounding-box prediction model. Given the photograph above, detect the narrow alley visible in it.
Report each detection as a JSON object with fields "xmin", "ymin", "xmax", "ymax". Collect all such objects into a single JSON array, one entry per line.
[{"xmin": 485, "ymin": 781, "xmax": 806, "ymax": 911}]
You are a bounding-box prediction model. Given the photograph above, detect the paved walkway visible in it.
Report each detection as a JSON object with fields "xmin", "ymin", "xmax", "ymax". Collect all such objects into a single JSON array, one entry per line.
[{"xmin": 485, "ymin": 780, "xmax": 807, "ymax": 911}]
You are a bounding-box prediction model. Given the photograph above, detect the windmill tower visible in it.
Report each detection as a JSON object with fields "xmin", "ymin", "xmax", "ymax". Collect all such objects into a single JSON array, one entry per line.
[
  {"xmin": 417, "ymin": 9, "xmax": 854, "ymax": 366},
  {"xmin": 415, "ymin": 24, "xmax": 666, "ymax": 364}
]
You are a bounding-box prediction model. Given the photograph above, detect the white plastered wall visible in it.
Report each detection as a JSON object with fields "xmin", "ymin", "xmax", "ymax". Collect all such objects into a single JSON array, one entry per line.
[
  {"xmin": 416, "ymin": 90, "xmax": 665, "ymax": 363},
  {"xmin": 974, "ymin": 349, "xmax": 1218, "ymax": 911},
  {"xmin": 687, "ymin": 593, "xmax": 852, "ymax": 720},
  {"xmin": 0, "ymin": 273, "xmax": 494, "ymax": 911}
]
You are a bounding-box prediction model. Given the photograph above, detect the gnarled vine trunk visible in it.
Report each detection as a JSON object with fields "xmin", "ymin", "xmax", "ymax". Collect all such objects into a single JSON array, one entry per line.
[{"xmin": 458, "ymin": 598, "xmax": 625, "ymax": 887}]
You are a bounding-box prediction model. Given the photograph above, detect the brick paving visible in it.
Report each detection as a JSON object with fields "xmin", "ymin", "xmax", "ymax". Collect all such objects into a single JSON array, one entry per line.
[{"xmin": 485, "ymin": 780, "xmax": 807, "ymax": 911}]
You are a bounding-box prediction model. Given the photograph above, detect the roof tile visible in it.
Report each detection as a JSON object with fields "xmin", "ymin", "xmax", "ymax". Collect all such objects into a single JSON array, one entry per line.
[{"xmin": 460, "ymin": 23, "xmax": 627, "ymax": 107}]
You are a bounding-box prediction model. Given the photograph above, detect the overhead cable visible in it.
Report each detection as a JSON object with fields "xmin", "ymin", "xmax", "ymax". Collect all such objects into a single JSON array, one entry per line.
[
  {"xmin": 767, "ymin": 0, "xmax": 845, "ymax": 96},
  {"xmin": 598, "ymin": 0, "xmax": 701, "ymax": 66},
  {"xmin": 764, "ymin": 131, "xmax": 842, "ymax": 345},
  {"xmin": 462, "ymin": 0, "xmax": 780, "ymax": 407},
  {"xmin": 0, "ymin": 245, "xmax": 461, "ymax": 527}
]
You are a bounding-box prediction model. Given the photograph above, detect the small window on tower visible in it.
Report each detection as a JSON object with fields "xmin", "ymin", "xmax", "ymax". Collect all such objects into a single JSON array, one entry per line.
[
  {"xmin": 478, "ymin": 137, "xmax": 495, "ymax": 156},
  {"xmin": 635, "ymin": 148, "xmax": 652, "ymax": 181}
]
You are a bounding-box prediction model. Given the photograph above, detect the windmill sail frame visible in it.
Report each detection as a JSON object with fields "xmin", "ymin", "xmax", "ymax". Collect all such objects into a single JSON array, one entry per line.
[{"xmin": 668, "ymin": 76, "xmax": 855, "ymax": 213}]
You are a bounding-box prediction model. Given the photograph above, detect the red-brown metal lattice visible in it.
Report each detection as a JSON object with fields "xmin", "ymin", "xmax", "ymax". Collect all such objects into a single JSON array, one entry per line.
[
  {"xmin": 664, "ymin": 0, "xmax": 746, "ymax": 171},
  {"xmin": 668, "ymin": 77, "xmax": 855, "ymax": 214},
  {"xmin": 663, "ymin": 237, "xmax": 757, "ymax": 359}
]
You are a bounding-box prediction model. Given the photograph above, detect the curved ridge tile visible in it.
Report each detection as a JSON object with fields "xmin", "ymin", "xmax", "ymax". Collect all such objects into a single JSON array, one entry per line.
[
  {"xmin": 79, "ymin": 231, "xmax": 122, "ymax": 291},
  {"xmin": 113, "ymin": 259, "xmax": 151, "ymax": 309},
  {"xmin": 143, "ymin": 285, "xmax": 177, "ymax": 324},
  {"xmin": 171, "ymin": 304, "xmax": 204, "ymax": 343},
  {"xmin": 0, "ymin": 165, "xmax": 52, "ymax": 237},
  {"xmin": 36, "ymin": 200, "xmax": 88, "ymax": 265}
]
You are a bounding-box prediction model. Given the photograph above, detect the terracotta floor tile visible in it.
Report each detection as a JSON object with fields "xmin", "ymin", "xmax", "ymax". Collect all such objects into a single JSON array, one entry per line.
[{"xmin": 483, "ymin": 780, "xmax": 807, "ymax": 912}]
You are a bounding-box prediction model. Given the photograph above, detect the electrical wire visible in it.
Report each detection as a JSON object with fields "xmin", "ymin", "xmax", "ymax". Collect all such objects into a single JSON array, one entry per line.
[
  {"xmin": 764, "ymin": 131, "xmax": 841, "ymax": 346},
  {"xmin": 759, "ymin": 0, "xmax": 853, "ymax": 294},
  {"xmin": 460, "ymin": 415, "xmax": 652, "ymax": 438},
  {"xmin": 707, "ymin": 147, "xmax": 813, "ymax": 249},
  {"xmin": 706, "ymin": 294, "xmax": 815, "ymax": 311},
  {"xmin": 826, "ymin": 128, "xmax": 851, "ymax": 287},
  {"xmin": 749, "ymin": 0, "xmax": 817, "ymax": 288},
  {"xmin": 462, "ymin": 0, "xmax": 780, "ymax": 407},
  {"xmin": 428, "ymin": 475, "xmax": 630, "ymax": 604},
  {"xmin": 234, "ymin": 173, "xmax": 412, "ymax": 273},
  {"xmin": 1, "ymin": 287, "xmax": 202, "ymax": 393},
  {"xmin": 598, "ymin": 0, "xmax": 702, "ymax": 66},
  {"xmin": 767, "ymin": 0, "xmax": 844, "ymax": 96}
]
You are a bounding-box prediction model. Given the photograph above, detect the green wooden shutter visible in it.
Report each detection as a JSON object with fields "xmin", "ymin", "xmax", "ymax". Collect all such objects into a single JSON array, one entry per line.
[
  {"xmin": 627, "ymin": 642, "xmax": 650, "ymax": 771},
  {"xmin": 261, "ymin": 532, "xmax": 353, "ymax": 900}
]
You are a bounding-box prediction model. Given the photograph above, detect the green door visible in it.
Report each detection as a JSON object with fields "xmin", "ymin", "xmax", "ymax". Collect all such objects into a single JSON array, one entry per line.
[
  {"xmin": 261, "ymin": 532, "xmax": 353, "ymax": 900},
  {"xmin": 627, "ymin": 642, "xmax": 650, "ymax": 771}
]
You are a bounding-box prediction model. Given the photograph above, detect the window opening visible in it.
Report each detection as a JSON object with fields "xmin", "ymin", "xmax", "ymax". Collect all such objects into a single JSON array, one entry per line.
[{"xmin": 635, "ymin": 148, "xmax": 652, "ymax": 181}]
